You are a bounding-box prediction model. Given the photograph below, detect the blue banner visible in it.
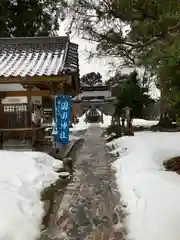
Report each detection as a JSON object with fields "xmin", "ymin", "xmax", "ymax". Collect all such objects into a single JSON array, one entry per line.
[{"xmin": 55, "ymin": 95, "xmax": 71, "ymax": 145}]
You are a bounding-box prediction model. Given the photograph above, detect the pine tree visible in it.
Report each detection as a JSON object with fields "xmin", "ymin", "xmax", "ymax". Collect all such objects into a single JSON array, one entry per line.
[
  {"xmin": 114, "ymin": 71, "xmax": 154, "ymax": 118},
  {"xmin": 80, "ymin": 72, "xmax": 103, "ymax": 87},
  {"xmin": 60, "ymin": 0, "xmax": 180, "ymax": 123},
  {"xmin": 0, "ymin": 0, "xmax": 60, "ymax": 37}
]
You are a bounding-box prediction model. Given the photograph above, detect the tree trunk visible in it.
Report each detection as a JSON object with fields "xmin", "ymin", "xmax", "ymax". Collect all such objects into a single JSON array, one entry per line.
[
  {"xmin": 159, "ymin": 75, "xmax": 168, "ymax": 113},
  {"xmin": 158, "ymin": 76, "xmax": 174, "ymax": 128}
]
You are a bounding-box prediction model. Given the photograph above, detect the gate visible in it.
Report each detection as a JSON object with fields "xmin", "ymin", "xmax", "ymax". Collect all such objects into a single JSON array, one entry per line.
[{"xmin": 86, "ymin": 108, "xmax": 100, "ymax": 123}]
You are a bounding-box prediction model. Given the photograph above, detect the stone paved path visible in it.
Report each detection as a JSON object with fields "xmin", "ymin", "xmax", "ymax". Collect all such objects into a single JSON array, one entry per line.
[{"xmin": 52, "ymin": 125, "xmax": 126, "ymax": 240}]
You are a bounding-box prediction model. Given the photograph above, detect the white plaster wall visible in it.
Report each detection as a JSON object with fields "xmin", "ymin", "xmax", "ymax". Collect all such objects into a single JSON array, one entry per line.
[{"xmin": 0, "ymin": 84, "xmax": 42, "ymax": 105}]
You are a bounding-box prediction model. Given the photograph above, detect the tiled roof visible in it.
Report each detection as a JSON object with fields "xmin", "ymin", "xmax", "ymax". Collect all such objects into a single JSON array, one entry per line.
[
  {"xmin": 81, "ymin": 86, "xmax": 110, "ymax": 91},
  {"xmin": 80, "ymin": 90, "xmax": 111, "ymax": 98},
  {"xmin": 0, "ymin": 36, "xmax": 78, "ymax": 78}
]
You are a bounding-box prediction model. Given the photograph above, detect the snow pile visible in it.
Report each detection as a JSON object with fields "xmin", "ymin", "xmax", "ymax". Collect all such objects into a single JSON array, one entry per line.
[
  {"xmin": 96, "ymin": 110, "xmax": 112, "ymax": 128},
  {"xmin": 71, "ymin": 112, "xmax": 90, "ymax": 131},
  {"xmin": 71, "ymin": 108, "xmax": 112, "ymax": 131},
  {"xmin": 132, "ymin": 118, "xmax": 158, "ymax": 127},
  {"xmin": 97, "ymin": 108, "xmax": 158, "ymax": 128},
  {"xmin": 100, "ymin": 117, "xmax": 158, "ymax": 128},
  {"xmin": 71, "ymin": 108, "xmax": 157, "ymax": 131},
  {"xmin": 0, "ymin": 151, "xmax": 62, "ymax": 240},
  {"xmin": 108, "ymin": 132, "xmax": 180, "ymax": 240},
  {"xmin": 100, "ymin": 114, "xmax": 112, "ymax": 128}
]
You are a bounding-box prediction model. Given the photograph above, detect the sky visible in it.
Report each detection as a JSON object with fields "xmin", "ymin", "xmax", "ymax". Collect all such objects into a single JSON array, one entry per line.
[
  {"xmin": 58, "ymin": 21, "xmax": 160, "ymax": 98},
  {"xmin": 58, "ymin": 21, "xmax": 130, "ymax": 81},
  {"xmin": 72, "ymin": 37, "xmax": 115, "ymax": 80}
]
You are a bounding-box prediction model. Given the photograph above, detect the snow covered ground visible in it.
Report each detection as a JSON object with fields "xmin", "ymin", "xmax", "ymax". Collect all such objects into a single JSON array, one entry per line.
[
  {"xmin": 107, "ymin": 132, "xmax": 180, "ymax": 240},
  {"xmin": 0, "ymin": 151, "xmax": 62, "ymax": 240},
  {"xmin": 71, "ymin": 108, "xmax": 158, "ymax": 132},
  {"xmin": 98, "ymin": 109, "xmax": 158, "ymax": 128},
  {"xmin": 132, "ymin": 118, "xmax": 158, "ymax": 127},
  {"xmin": 96, "ymin": 109, "xmax": 112, "ymax": 128},
  {"xmin": 71, "ymin": 110, "xmax": 108, "ymax": 131},
  {"xmin": 70, "ymin": 112, "xmax": 90, "ymax": 132},
  {"xmin": 101, "ymin": 115, "xmax": 158, "ymax": 128}
]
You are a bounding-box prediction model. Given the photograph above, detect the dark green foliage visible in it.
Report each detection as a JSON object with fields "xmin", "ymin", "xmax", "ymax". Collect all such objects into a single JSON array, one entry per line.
[
  {"xmin": 105, "ymin": 71, "xmax": 128, "ymax": 97},
  {"xmin": 105, "ymin": 71, "xmax": 128, "ymax": 86},
  {"xmin": 59, "ymin": 0, "xmax": 180, "ymax": 65},
  {"xmin": 169, "ymin": 91, "xmax": 180, "ymax": 123},
  {"xmin": 80, "ymin": 72, "xmax": 102, "ymax": 87},
  {"xmin": 59, "ymin": 0, "xmax": 180, "ymax": 119},
  {"xmin": 0, "ymin": 0, "xmax": 60, "ymax": 37},
  {"xmin": 114, "ymin": 71, "xmax": 154, "ymax": 118}
]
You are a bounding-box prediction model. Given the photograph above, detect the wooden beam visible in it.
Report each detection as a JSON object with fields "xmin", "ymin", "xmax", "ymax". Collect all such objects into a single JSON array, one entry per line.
[
  {"xmin": 5, "ymin": 90, "xmax": 51, "ymax": 97},
  {"xmin": 0, "ymin": 75, "xmax": 70, "ymax": 84}
]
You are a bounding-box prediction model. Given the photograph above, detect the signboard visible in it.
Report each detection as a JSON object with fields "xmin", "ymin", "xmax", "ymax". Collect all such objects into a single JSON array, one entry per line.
[{"xmin": 55, "ymin": 95, "xmax": 71, "ymax": 145}]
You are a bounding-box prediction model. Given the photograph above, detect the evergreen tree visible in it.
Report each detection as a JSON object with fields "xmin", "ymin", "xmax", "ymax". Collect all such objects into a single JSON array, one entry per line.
[
  {"xmin": 105, "ymin": 71, "xmax": 128, "ymax": 97},
  {"xmin": 114, "ymin": 71, "xmax": 154, "ymax": 118},
  {"xmin": 80, "ymin": 72, "xmax": 103, "ymax": 87},
  {"xmin": 0, "ymin": 0, "xmax": 60, "ymax": 37},
  {"xmin": 60, "ymin": 0, "xmax": 180, "ymax": 123},
  {"xmin": 105, "ymin": 71, "xmax": 128, "ymax": 87}
]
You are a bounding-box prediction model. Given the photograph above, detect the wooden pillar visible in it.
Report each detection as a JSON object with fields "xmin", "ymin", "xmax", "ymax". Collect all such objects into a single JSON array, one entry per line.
[
  {"xmin": 0, "ymin": 92, "xmax": 6, "ymax": 128},
  {"xmin": 71, "ymin": 73, "xmax": 79, "ymax": 124},
  {"xmin": 51, "ymin": 86, "xmax": 55, "ymax": 121},
  {"xmin": 70, "ymin": 104, "xmax": 74, "ymax": 124},
  {"xmin": 51, "ymin": 84, "xmax": 57, "ymax": 148},
  {"xmin": 23, "ymin": 85, "xmax": 33, "ymax": 128},
  {"xmin": 0, "ymin": 92, "xmax": 6, "ymax": 149},
  {"xmin": 74, "ymin": 72, "xmax": 80, "ymax": 94},
  {"xmin": 27, "ymin": 86, "xmax": 32, "ymax": 128}
]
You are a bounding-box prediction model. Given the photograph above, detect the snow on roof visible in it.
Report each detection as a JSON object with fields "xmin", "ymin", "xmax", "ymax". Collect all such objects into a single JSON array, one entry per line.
[
  {"xmin": 80, "ymin": 90, "xmax": 111, "ymax": 98},
  {"xmin": 0, "ymin": 37, "xmax": 78, "ymax": 77}
]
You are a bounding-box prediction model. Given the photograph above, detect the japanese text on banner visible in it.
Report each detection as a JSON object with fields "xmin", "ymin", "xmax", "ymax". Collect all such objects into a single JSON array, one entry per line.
[{"xmin": 55, "ymin": 95, "xmax": 71, "ymax": 144}]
